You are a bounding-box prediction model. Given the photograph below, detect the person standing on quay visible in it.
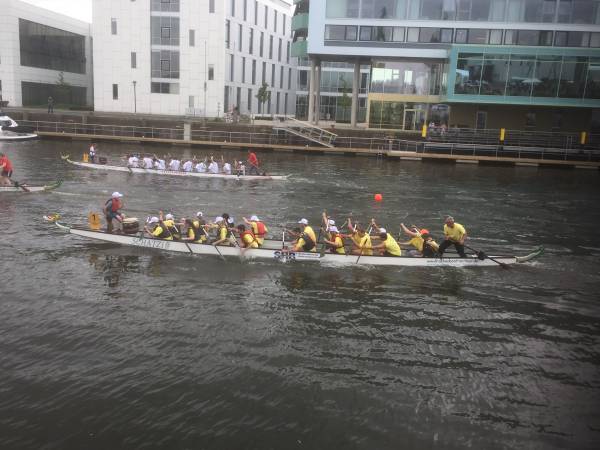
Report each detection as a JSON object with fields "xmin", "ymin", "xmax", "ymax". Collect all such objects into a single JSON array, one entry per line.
[
  {"xmin": 438, "ymin": 216, "xmax": 467, "ymax": 258},
  {"xmin": 47, "ymin": 96, "xmax": 54, "ymax": 113},
  {"xmin": 89, "ymin": 143, "xmax": 97, "ymax": 163}
]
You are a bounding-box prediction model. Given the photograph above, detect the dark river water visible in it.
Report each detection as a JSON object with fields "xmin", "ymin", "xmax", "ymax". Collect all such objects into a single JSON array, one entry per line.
[{"xmin": 1, "ymin": 139, "xmax": 599, "ymax": 450}]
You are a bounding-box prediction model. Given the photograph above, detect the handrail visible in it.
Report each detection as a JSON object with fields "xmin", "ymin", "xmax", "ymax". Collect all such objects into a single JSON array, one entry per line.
[{"xmin": 272, "ymin": 115, "xmax": 338, "ymax": 145}]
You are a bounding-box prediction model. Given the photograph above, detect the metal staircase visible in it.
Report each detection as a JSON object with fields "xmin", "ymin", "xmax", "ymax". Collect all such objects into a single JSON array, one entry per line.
[{"xmin": 273, "ymin": 115, "xmax": 337, "ymax": 148}]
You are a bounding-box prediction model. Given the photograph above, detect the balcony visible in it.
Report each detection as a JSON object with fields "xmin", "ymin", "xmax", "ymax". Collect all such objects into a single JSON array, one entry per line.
[
  {"xmin": 291, "ymin": 40, "xmax": 307, "ymax": 57},
  {"xmin": 291, "ymin": 13, "xmax": 309, "ymax": 32}
]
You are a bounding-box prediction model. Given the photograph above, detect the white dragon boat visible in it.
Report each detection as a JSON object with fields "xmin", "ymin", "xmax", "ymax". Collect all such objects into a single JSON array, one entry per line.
[
  {"xmin": 52, "ymin": 221, "xmax": 544, "ymax": 268},
  {"xmin": 62, "ymin": 156, "xmax": 289, "ymax": 181},
  {"xmin": 0, "ymin": 180, "xmax": 61, "ymax": 193}
]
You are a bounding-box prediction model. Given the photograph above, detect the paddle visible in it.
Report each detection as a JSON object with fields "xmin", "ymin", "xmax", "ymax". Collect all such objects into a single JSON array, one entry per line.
[
  {"xmin": 355, "ymin": 225, "xmax": 373, "ymax": 264},
  {"xmin": 13, "ymin": 180, "xmax": 30, "ymax": 192},
  {"xmin": 464, "ymin": 243, "xmax": 509, "ymax": 269}
]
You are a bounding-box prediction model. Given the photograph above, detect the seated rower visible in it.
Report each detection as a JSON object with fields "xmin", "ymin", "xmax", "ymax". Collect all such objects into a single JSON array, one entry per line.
[
  {"xmin": 195, "ymin": 160, "xmax": 207, "ymax": 173},
  {"xmin": 208, "ymin": 158, "xmax": 219, "ymax": 174},
  {"xmin": 168, "ymin": 158, "xmax": 181, "ymax": 171},
  {"xmin": 154, "ymin": 157, "xmax": 166, "ymax": 170},
  {"xmin": 291, "ymin": 226, "xmax": 316, "ymax": 253},
  {"xmin": 349, "ymin": 224, "xmax": 373, "ymax": 256},
  {"xmin": 142, "ymin": 156, "xmax": 154, "ymax": 169},
  {"xmin": 212, "ymin": 216, "xmax": 232, "ymax": 246},
  {"xmin": 234, "ymin": 160, "xmax": 246, "ymax": 176},
  {"xmin": 145, "ymin": 216, "xmax": 172, "ymax": 240},
  {"xmin": 399, "ymin": 223, "xmax": 439, "ymax": 257},
  {"xmin": 127, "ymin": 154, "xmax": 139, "ymax": 168},
  {"xmin": 370, "ymin": 221, "xmax": 402, "ymax": 257},
  {"xmin": 182, "ymin": 159, "xmax": 193, "ymax": 172},
  {"xmin": 322, "ymin": 211, "xmax": 337, "ymax": 241},
  {"xmin": 237, "ymin": 224, "xmax": 259, "ymax": 248},
  {"xmin": 323, "ymin": 226, "xmax": 345, "ymax": 255},
  {"xmin": 182, "ymin": 216, "xmax": 207, "ymax": 243},
  {"xmin": 297, "ymin": 218, "xmax": 317, "ymax": 248},
  {"xmin": 159, "ymin": 211, "xmax": 181, "ymax": 240},
  {"xmin": 222, "ymin": 161, "xmax": 232, "ymax": 175},
  {"xmin": 243, "ymin": 215, "xmax": 268, "ymax": 246}
]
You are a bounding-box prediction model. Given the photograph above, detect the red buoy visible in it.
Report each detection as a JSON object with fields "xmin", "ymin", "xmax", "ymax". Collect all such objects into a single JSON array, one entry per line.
[{"xmin": 374, "ymin": 193, "xmax": 383, "ymax": 202}]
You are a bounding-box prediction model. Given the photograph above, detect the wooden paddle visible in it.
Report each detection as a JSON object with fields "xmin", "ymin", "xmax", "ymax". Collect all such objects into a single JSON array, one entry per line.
[
  {"xmin": 12, "ymin": 180, "xmax": 30, "ymax": 192},
  {"xmin": 464, "ymin": 244, "xmax": 509, "ymax": 269},
  {"xmin": 355, "ymin": 225, "xmax": 373, "ymax": 264}
]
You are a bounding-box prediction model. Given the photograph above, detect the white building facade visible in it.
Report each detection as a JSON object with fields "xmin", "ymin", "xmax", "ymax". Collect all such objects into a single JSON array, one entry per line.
[
  {"xmin": 0, "ymin": 0, "xmax": 93, "ymax": 108},
  {"xmin": 93, "ymin": 0, "xmax": 297, "ymax": 117}
]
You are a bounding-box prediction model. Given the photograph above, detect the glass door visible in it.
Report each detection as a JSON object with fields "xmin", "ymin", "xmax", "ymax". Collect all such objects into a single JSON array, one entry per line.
[{"xmin": 403, "ymin": 109, "xmax": 417, "ymax": 130}]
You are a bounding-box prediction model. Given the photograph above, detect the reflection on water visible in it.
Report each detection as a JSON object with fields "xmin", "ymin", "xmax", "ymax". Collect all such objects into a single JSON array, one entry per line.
[{"xmin": 1, "ymin": 139, "xmax": 599, "ymax": 450}]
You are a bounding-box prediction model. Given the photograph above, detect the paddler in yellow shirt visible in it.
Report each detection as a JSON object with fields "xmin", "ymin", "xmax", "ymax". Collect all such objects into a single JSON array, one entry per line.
[
  {"xmin": 438, "ymin": 216, "xmax": 467, "ymax": 257},
  {"xmin": 346, "ymin": 218, "xmax": 372, "ymax": 256},
  {"xmin": 400, "ymin": 223, "xmax": 439, "ymax": 257},
  {"xmin": 370, "ymin": 219, "xmax": 401, "ymax": 257},
  {"xmin": 323, "ymin": 226, "xmax": 345, "ymax": 255}
]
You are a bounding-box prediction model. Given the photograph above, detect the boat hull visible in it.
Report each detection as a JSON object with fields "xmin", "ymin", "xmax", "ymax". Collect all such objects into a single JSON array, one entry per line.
[
  {"xmin": 0, "ymin": 181, "xmax": 61, "ymax": 192},
  {"xmin": 58, "ymin": 225, "xmax": 541, "ymax": 267},
  {"xmin": 64, "ymin": 158, "xmax": 289, "ymax": 181}
]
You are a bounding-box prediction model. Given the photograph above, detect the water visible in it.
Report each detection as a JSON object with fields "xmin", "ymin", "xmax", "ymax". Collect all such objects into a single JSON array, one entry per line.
[{"xmin": 1, "ymin": 140, "xmax": 599, "ymax": 450}]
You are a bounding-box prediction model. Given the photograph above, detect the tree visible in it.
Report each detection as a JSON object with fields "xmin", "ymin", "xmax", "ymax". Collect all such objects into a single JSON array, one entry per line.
[
  {"xmin": 256, "ymin": 82, "xmax": 271, "ymax": 115},
  {"xmin": 338, "ymin": 78, "xmax": 352, "ymax": 122}
]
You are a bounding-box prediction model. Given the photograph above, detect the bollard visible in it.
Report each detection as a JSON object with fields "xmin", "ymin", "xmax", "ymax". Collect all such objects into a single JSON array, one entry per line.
[
  {"xmin": 580, "ymin": 131, "xmax": 587, "ymax": 145},
  {"xmin": 421, "ymin": 124, "xmax": 427, "ymax": 138},
  {"xmin": 499, "ymin": 128, "xmax": 505, "ymax": 142}
]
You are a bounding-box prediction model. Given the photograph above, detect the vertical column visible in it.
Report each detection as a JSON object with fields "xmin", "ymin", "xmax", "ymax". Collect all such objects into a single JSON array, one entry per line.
[
  {"xmin": 351, "ymin": 60, "xmax": 360, "ymax": 128},
  {"xmin": 308, "ymin": 58, "xmax": 316, "ymax": 123},
  {"xmin": 314, "ymin": 60, "xmax": 321, "ymax": 125}
]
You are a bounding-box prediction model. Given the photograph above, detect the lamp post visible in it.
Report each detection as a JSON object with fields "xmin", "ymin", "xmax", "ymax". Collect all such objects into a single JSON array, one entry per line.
[
  {"xmin": 132, "ymin": 80, "xmax": 137, "ymax": 113},
  {"xmin": 204, "ymin": 40, "xmax": 207, "ymax": 120}
]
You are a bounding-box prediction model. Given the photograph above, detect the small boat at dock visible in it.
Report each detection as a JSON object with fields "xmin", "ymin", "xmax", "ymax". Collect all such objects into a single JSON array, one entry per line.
[{"xmin": 0, "ymin": 180, "xmax": 61, "ymax": 193}]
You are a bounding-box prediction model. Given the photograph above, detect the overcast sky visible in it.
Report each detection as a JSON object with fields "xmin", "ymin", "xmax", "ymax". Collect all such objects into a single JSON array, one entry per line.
[{"xmin": 21, "ymin": 0, "xmax": 92, "ymax": 23}]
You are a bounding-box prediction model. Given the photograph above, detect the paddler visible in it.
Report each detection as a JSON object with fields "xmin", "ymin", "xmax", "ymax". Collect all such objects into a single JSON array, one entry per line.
[
  {"xmin": 127, "ymin": 154, "xmax": 139, "ymax": 168},
  {"xmin": 182, "ymin": 215, "xmax": 207, "ymax": 243},
  {"xmin": 168, "ymin": 157, "xmax": 181, "ymax": 171},
  {"xmin": 142, "ymin": 155, "xmax": 154, "ymax": 169},
  {"xmin": 237, "ymin": 224, "xmax": 259, "ymax": 248},
  {"xmin": 159, "ymin": 211, "xmax": 181, "ymax": 240},
  {"xmin": 347, "ymin": 221, "xmax": 372, "ymax": 256},
  {"xmin": 438, "ymin": 216, "xmax": 467, "ymax": 258},
  {"xmin": 89, "ymin": 143, "xmax": 97, "ymax": 163},
  {"xmin": 0, "ymin": 152, "xmax": 14, "ymax": 178},
  {"xmin": 323, "ymin": 226, "xmax": 345, "ymax": 255},
  {"xmin": 144, "ymin": 216, "xmax": 172, "ymax": 240},
  {"xmin": 291, "ymin": 226, "xmax": 316, "ymax": 252},
  {"xmin": 212, "ymin": 216, "xmax": 233, "ymax": 246},
  {"xmin": 370, "ymin": 219, "xmax": 401, "ymax": 256},
  {"xmin": 243, "ymin": 215, "xmax": 268, "ymax": 246},
  {"xmin": 399, "ymin": 223, "xmax": 439, "ymax": 257},
  {"xmin": 103, "ymin": 191, "xmax": 124, "ymax": 233}
]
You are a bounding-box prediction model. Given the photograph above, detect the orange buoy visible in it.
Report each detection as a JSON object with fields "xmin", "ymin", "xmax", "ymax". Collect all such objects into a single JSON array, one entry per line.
[{"xmin": 374, "ymin": 193, "xmax": 383, "ymax": 202}]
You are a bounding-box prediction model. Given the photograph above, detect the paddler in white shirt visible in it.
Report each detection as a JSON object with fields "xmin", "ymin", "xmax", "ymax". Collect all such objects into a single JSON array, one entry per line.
[
  {"xmin": 168, "ymin": 158, "xmax": 181, "ymax": 171},
  {"xmin": 182, "ymin": 159, "xmax": 193, "ymax": 172},
  {"xmin": 208, "ymin": 158, "xmax": 219, "ymax": 174},
  {"xmin": 127, "ymin": 154, "xmax": 139, "ymax": 168},
  {"xmin": 196, "ymin": 160, "xmax": 207, "ymax": 172},
  {"xmin": 154, "ymin": 158, "xmax": 166, "ymax": 170},
  {"xmin": 142, "ymin": 156, "xmax": 154, "ymax": 169}
]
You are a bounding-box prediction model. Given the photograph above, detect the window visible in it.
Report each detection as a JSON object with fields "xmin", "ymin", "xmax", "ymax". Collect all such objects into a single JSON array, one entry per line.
[
  {"xmin": 230, "ymin": 0, "xmax": 235, "ymax": 17},
  {"xmin": 131, "ymin": 52, "xmax": 137, "ymax": 68},
  {"xmin": 269, "ymin": 35, "xmax": 273, "ymax": 59},
  {"xmin": 237, "ymin": 86, "xmax": 241, "ymax": 108},
  {"xmin": 252, "ymin": 59, "xmax": 256, "ymax": 84},
  {"xmin": 151, "ymin": 82, "xmax": 179, "ymax": 94},
  {"xmin": 208, "ymin": 64, "xmax": 214, "ymax": 80},
  {"xmin": 288, "ymin": 67, "xmax": 292, "ymax": 89},
  {"xmin": 467, "ymin": 29, "xmax": 489, "ymax": 44},
  {"xmin": 440, "ymin": 28, "xmax": 452, "ymax": 43},
  {"xmin": 264, "ymin": 5, "xmax": 268, "ymax": 28},
  {"xmin": 489, "ymin": 29, "xmax": 503, "ymax": 45},
  {"xmin": 209, "ymin": 0, "xmax": 215, "ymax": 13},
  {"xmin": 260, "ymin": 32, "xmax": 264, "ymax": 56},
  {"xmin": 274, "ymin": 10, "xmax": 278, "ymax": 32},
  {"xmin": 151, "ymin": 0, "xmax": 179, "ymax": 12},
  {"xmin": 189, "ymin": 95, "xmax": 194, "ymax": 107},
  {"xmin": 111, "ymin": 18, "xmax": 117, "ymax": 35},
  {"xmin": 359, "ymin": 26, "xmax": 372, "ymax": 41},
  {"xmin": 254, "ymin": 0, "xmax": 258, "ymax": 25},
  {"xmin": 326, "ymin": 0, "xmax": 360, "ymax": 18},
  {"xmin": 407, "ymin": 28, "xmax": 419, "ymax": 42},
  {"xmin": 276, "ymin": 91, "xmax": 280, "ymax": 114},
  {"xmin": 249, "ymin": 28, "xmax": 254, "ymax": 54},
  {"xmin": 230, "ymin": 54, "xmax": 235, "ymax": 81},
  {"xmin": 271, "ymin": 64, "xmax": 275, "ymax": 85},
  {"xmin": 239, "ymin": 24, "xmax": 243, "ymax": 51},
  {"xmin": 286, "ymin": 42, "xmax": 290, "ymax": 63},
  {"xmin": 112, "ymin": 84, "xmax": 118, "ymax": 100},
  {"xmin": 419, "ymin": 28, "xmax": 441, "ymax": 43},
  {"xmin": 152, "ymin": 50, "xmax": 180, "ymax": 78},
  {"xmin": 262, "ymin": 61, "xmax": 266, "ymax": 83},
  {"xmin": 18, "ymin": 19, "xmax": 86, "ymax": 74},
  {"xmin": 283, "ymin": 15, "xmax": 287, "ymax": 36},
  {"xmin": 242, "ymin": 56, "xmax": 246, "ymax": 82},
  {"xmin": 189, "ymin": 29, "xmax": 195, "ymax": 46},
  {"xmin": 226, "ymin": 20, "xmax": 230, "ymax": 48},
  {"xmin": 244, "ymin": 0, "xmax": 248, "ymax": 20},
  {"xmin": 280, "ymin": 65, "xmax": 284, "ymax": 88},
  {"xmin": 284, "ymin": 92, "xmax": 288, "ymax": 115},
  {"xmin": 248, "ymin": 88, "xmax": 253, "ymax": 112},
  {"xmin": 278, "ymin": 38, "xmax": 282, "ymax": 61},
  {"xmin": 151, "ymin": 17, "xmax": 180, "ymax": 46},
  {"xmin": 325, "ymin": 25, "xmax": 358, "ymax": 41}
]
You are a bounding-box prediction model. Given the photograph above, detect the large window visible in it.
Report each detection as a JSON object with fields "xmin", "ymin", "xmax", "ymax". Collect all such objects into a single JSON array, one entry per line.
[
  {"xmin": 21, "ymin": 81, "xmax": 87, "ymax": 106},
  {"xmin": 371, "ymin": 60, "xmax": 445, "ymax": 96},
  {"xmin": 454, "ymin": 52, "xmax": 600, "ymax": 100},
  {"xmin": 151, "ymin": 17, "xmax": 180, "ymax": 46},
  {"xmin": 19, "ymin": 19, "xmax": 86, "ymax": 74},
  {"xmin": 151, "ymin": 50, "xmax": 180, "ymax": 78},
  {"xmin": 151, "ymin": 82, "xmax": 180, "ymax": 94},
  {"xmin": 151, "ymin": 0, "xmax": 180, "ymax": 12}
]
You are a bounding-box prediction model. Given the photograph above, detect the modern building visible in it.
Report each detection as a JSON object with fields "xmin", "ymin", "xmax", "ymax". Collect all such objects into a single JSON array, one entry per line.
[
  {"xmin": 93, "ymin": 0, "xmax": 297, "ymax": 117},
  {"xmin": 293, "ymin": 0, "xmax": 600, "ymax": 132},
  {"xmin": 0, "ymin": 0, "xmax": 93, "ymax": 109}
]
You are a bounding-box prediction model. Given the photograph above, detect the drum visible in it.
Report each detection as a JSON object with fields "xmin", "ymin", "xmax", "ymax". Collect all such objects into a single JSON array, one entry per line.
[
  {"xmin": 98, "ymin": 156, "xmax": 108, "ymax": 165},
  {"xmin": 122, "ymin": 218, "xmax": 139, "ymax": 234}
]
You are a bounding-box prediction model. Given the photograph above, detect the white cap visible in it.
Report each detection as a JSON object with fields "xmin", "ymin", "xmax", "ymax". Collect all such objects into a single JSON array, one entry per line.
[
  {"xmin": 379, "ymin": 228, "xmax": 387, "ymax": 233},
  {"xmin": 329, "ymin": 226, "xmax": 339, "ymax": 233},
  {"xmin": 148, "ymin": 216, "xmax": 159, "ymax": 224},
  {"xmin": 196, "ymin": 211, "xmax": 203, "ymax": 217},
  {"xmin": 298, "ymin": 218, "xmax": 308, "ymax": 225},
  {"xmin": 238, "ymin": 161, "xmax": 243, "ymax": 164},
  {"xmin": 215, "ymin": 216, "xmax": 223, "ymax": 223},
  {"xmin": 250, "ymin": 215, "xmax": 259, "ymax": 221},
  {"xmin": 227, "ymin": 217, "xmax": 234, "ymax": 224},
  {"xmin": 165, "ymin": 213, "xmax": 174, "ymax": 220},
  {"xmin": 328, "ymin": 219, "xmax": 335, "ymax": 226},
  {"xmin": 112, "ymin": 191, "xmax": 123, "ymax": 198}
]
